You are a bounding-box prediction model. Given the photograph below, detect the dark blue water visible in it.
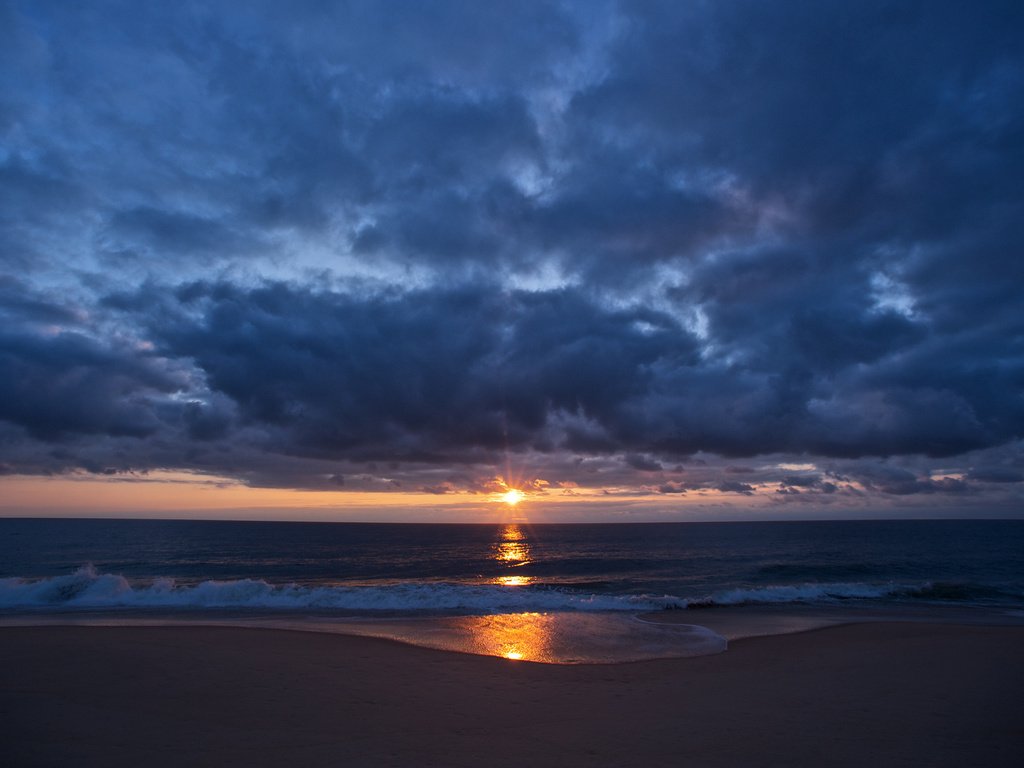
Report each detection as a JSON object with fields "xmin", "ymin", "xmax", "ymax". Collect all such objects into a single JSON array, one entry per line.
[{"xmin": 2, "ymin": 518, "xmax": 1022, "ymax": 614}]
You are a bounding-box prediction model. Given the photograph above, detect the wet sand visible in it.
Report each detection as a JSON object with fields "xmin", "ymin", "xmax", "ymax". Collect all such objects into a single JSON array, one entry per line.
[{"xmin": 2, "ymin": 622, "xmax": 1022, "ymax": 767}]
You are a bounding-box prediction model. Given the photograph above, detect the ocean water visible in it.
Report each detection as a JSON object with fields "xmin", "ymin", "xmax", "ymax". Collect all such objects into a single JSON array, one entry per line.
[{"xmin": 2, "ymin": 518, "xmax": 1022, "ymax": 662}]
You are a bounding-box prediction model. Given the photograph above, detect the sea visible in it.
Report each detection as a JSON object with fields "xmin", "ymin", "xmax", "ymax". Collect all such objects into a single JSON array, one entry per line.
[{"xmin": 2, "ymin": 518, "xmax": 1023, "ymax": 662}]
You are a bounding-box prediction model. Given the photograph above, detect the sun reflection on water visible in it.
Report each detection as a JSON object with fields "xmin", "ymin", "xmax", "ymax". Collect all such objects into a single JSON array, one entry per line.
[
  {"xmin": 470, "ymin": 526, "xmax": 550, "ymax": 658},
  {"xmin": 328, "ymin": 612, "xmax": 727, "ymax": 664},
  {"xmin": 467, "ymin": 612, "xmax": 555, "ymax": 662},
  {"xmin": 494, "ymin": 523, "xmax": 530, "ymax": 562},
  {"xmin": 495, "ymin": 575, "xmax": 531, "ymax": 587},
  {"xmin": 492, "ymin": 524, "xmax": 533, "ymax": 586}
]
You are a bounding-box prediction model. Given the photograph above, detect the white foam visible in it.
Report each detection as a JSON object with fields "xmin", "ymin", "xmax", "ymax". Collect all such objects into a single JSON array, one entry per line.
[
  {"xmin": 1, "ymin": 566, "xmax": 995, "ymax": 615},
  {"xmin": 0, "ymin": 565, "xmax": 682, "ymax": 613},
  {"xmin": 706, "ymin": 582, "xmax": 896, "ymax": 605}
]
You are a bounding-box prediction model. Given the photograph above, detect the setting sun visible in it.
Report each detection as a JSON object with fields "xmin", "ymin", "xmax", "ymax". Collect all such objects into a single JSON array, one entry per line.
[{"xmin": 501, "ymin": 489, "xmax": 525, "ymax": 506}]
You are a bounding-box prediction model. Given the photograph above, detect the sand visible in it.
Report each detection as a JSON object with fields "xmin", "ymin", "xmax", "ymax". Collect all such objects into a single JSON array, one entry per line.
[{"xmin": 2, "ymin": 622, "xmax": 1022, "ymax": 767}]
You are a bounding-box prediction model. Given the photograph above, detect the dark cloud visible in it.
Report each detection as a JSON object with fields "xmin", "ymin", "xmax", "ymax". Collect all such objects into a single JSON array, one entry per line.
[
  {"xmin": 0, "ymin": 330, "xmax": 173, "ymax": 440},
  {"xmin": 106, "ymin": 207, "xmax": 256, "ymax": 261},
  {"xmin": 133, "ymin": 281, "xmax": 701, "ymax": 462},
  {"xmin": 781, "ymin": 475, "xmax": 821, "ymax": 489},
  {"xmin": 0, "ymin": 282, "xmax": 189, "ymax": 442},
  {"xmin": 0, "ymin": 1, "xmax": 1021, "ymax": 511},
  {"xmin": 715, "ymin": 482, "xmax": 755, "ymax": 496},
  {"xmin": 966, "ymin": 468, "xmax": 1024, "ymax": 484},
  {"xmin": 0, "ymin": 277, "xmax": 82, "ymax": 326},
  {"xmin": 625, "ymin": 453, "xmax": 663, "ymax": 472},
  {"xmin": 657, "ymin": 482, "xmax": 686, "ymax": 495},
  {"xmin": 840, "ymin": 462, "xmax": 973, "ymax": 496}
]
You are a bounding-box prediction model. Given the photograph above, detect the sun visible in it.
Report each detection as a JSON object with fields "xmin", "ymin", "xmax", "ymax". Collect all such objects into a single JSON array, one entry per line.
[{"xmin": 501, "ymin": 489, "xmax": 525, "ymax": 506}]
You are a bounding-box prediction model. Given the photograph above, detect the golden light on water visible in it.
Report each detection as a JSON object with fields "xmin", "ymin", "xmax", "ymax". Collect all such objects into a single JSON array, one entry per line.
[
  {"xmin": 468, "ymin": 612, "xmax": 554, "ymax": 662},
  {"xmin": 494, "ymin": 523, "xmax": 531, "ymax": 566},
  {"xmin": 493, "ymin": 524, "xmax": 534, "ymax": 585},
  {"xmin": 325, "ymin": 523, "xmax": 726, "ymax": 663},
  {"xmin": 485, "ymin": 526, "xmax": 548, "ymax": 658},
  {"xmin": 496, "ymin": 575, "xmax": 533, "ymax": 586}
]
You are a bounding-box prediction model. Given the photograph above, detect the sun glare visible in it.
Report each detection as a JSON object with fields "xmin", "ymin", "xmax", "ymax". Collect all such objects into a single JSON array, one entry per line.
[{"xmin": 501, "ymin": 489, "xmax": 525, "ymax": 506}]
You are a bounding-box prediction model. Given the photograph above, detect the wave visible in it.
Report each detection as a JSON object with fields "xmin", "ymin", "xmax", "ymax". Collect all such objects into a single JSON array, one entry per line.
[
  {"xmin": 0, "ymin": 566, "xmax": 683, "ymax": 613},
  {"xmin": 1, "ymin": 566, "xmax": 1017, "ymax": 614},
  {"xmin": 693, "ymin": 580, "xmax": 1021, "ymax": 607}
]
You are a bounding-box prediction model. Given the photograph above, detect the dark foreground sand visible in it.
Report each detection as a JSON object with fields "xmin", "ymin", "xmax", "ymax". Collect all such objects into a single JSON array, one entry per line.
[{"xmin": 2, "ymin": 623, "xmax": 1022, "ymax": 767}]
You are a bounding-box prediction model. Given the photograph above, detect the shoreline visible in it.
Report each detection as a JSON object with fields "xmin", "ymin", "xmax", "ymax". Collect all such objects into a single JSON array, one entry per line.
[
  {"xmin": 2, "ymin": 621, "xmax": 1023, "ymax": 767},
  {"xmin": 2, "ymin": 599, "xmax": 1021, "ymax": 648}
]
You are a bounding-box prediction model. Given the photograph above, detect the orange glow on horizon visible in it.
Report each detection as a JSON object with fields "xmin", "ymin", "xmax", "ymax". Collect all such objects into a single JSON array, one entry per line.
[{"xmin": 0, "ymin": 470, "xmax": 784, "ymax": 522}]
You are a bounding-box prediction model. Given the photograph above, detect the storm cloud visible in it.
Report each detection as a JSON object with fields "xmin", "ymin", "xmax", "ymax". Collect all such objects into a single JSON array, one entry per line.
[{"xmin": 1, "ymin": 0, "xmax": 1022, "ymax": 510}]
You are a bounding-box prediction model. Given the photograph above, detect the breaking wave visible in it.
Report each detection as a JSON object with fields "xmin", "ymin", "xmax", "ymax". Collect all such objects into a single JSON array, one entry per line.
[
  {"xmin": 1, "ymin": 566, "xmax": 1017, "ymax": 614},
  {"xmin": 0, "ymin": 566, "xmax": 682, "ymax": 613}
]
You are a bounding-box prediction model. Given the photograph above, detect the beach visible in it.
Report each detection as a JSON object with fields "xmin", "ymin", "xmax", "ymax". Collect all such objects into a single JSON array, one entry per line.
[{"xmin": 2, "ymin": 622, "xmax": 1022, "ymax": 767}]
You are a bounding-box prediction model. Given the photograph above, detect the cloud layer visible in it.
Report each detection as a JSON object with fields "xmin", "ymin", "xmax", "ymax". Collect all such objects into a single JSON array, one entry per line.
[{"xmin": 2, "ymin": 0, "xmax": 1023, "ymax": 511}]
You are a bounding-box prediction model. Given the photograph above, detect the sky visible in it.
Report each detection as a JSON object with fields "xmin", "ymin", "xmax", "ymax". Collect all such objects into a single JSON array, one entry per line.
[{"xmin": 1, "ymin": 0, "xmax": 1023, "ymax": 522}]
